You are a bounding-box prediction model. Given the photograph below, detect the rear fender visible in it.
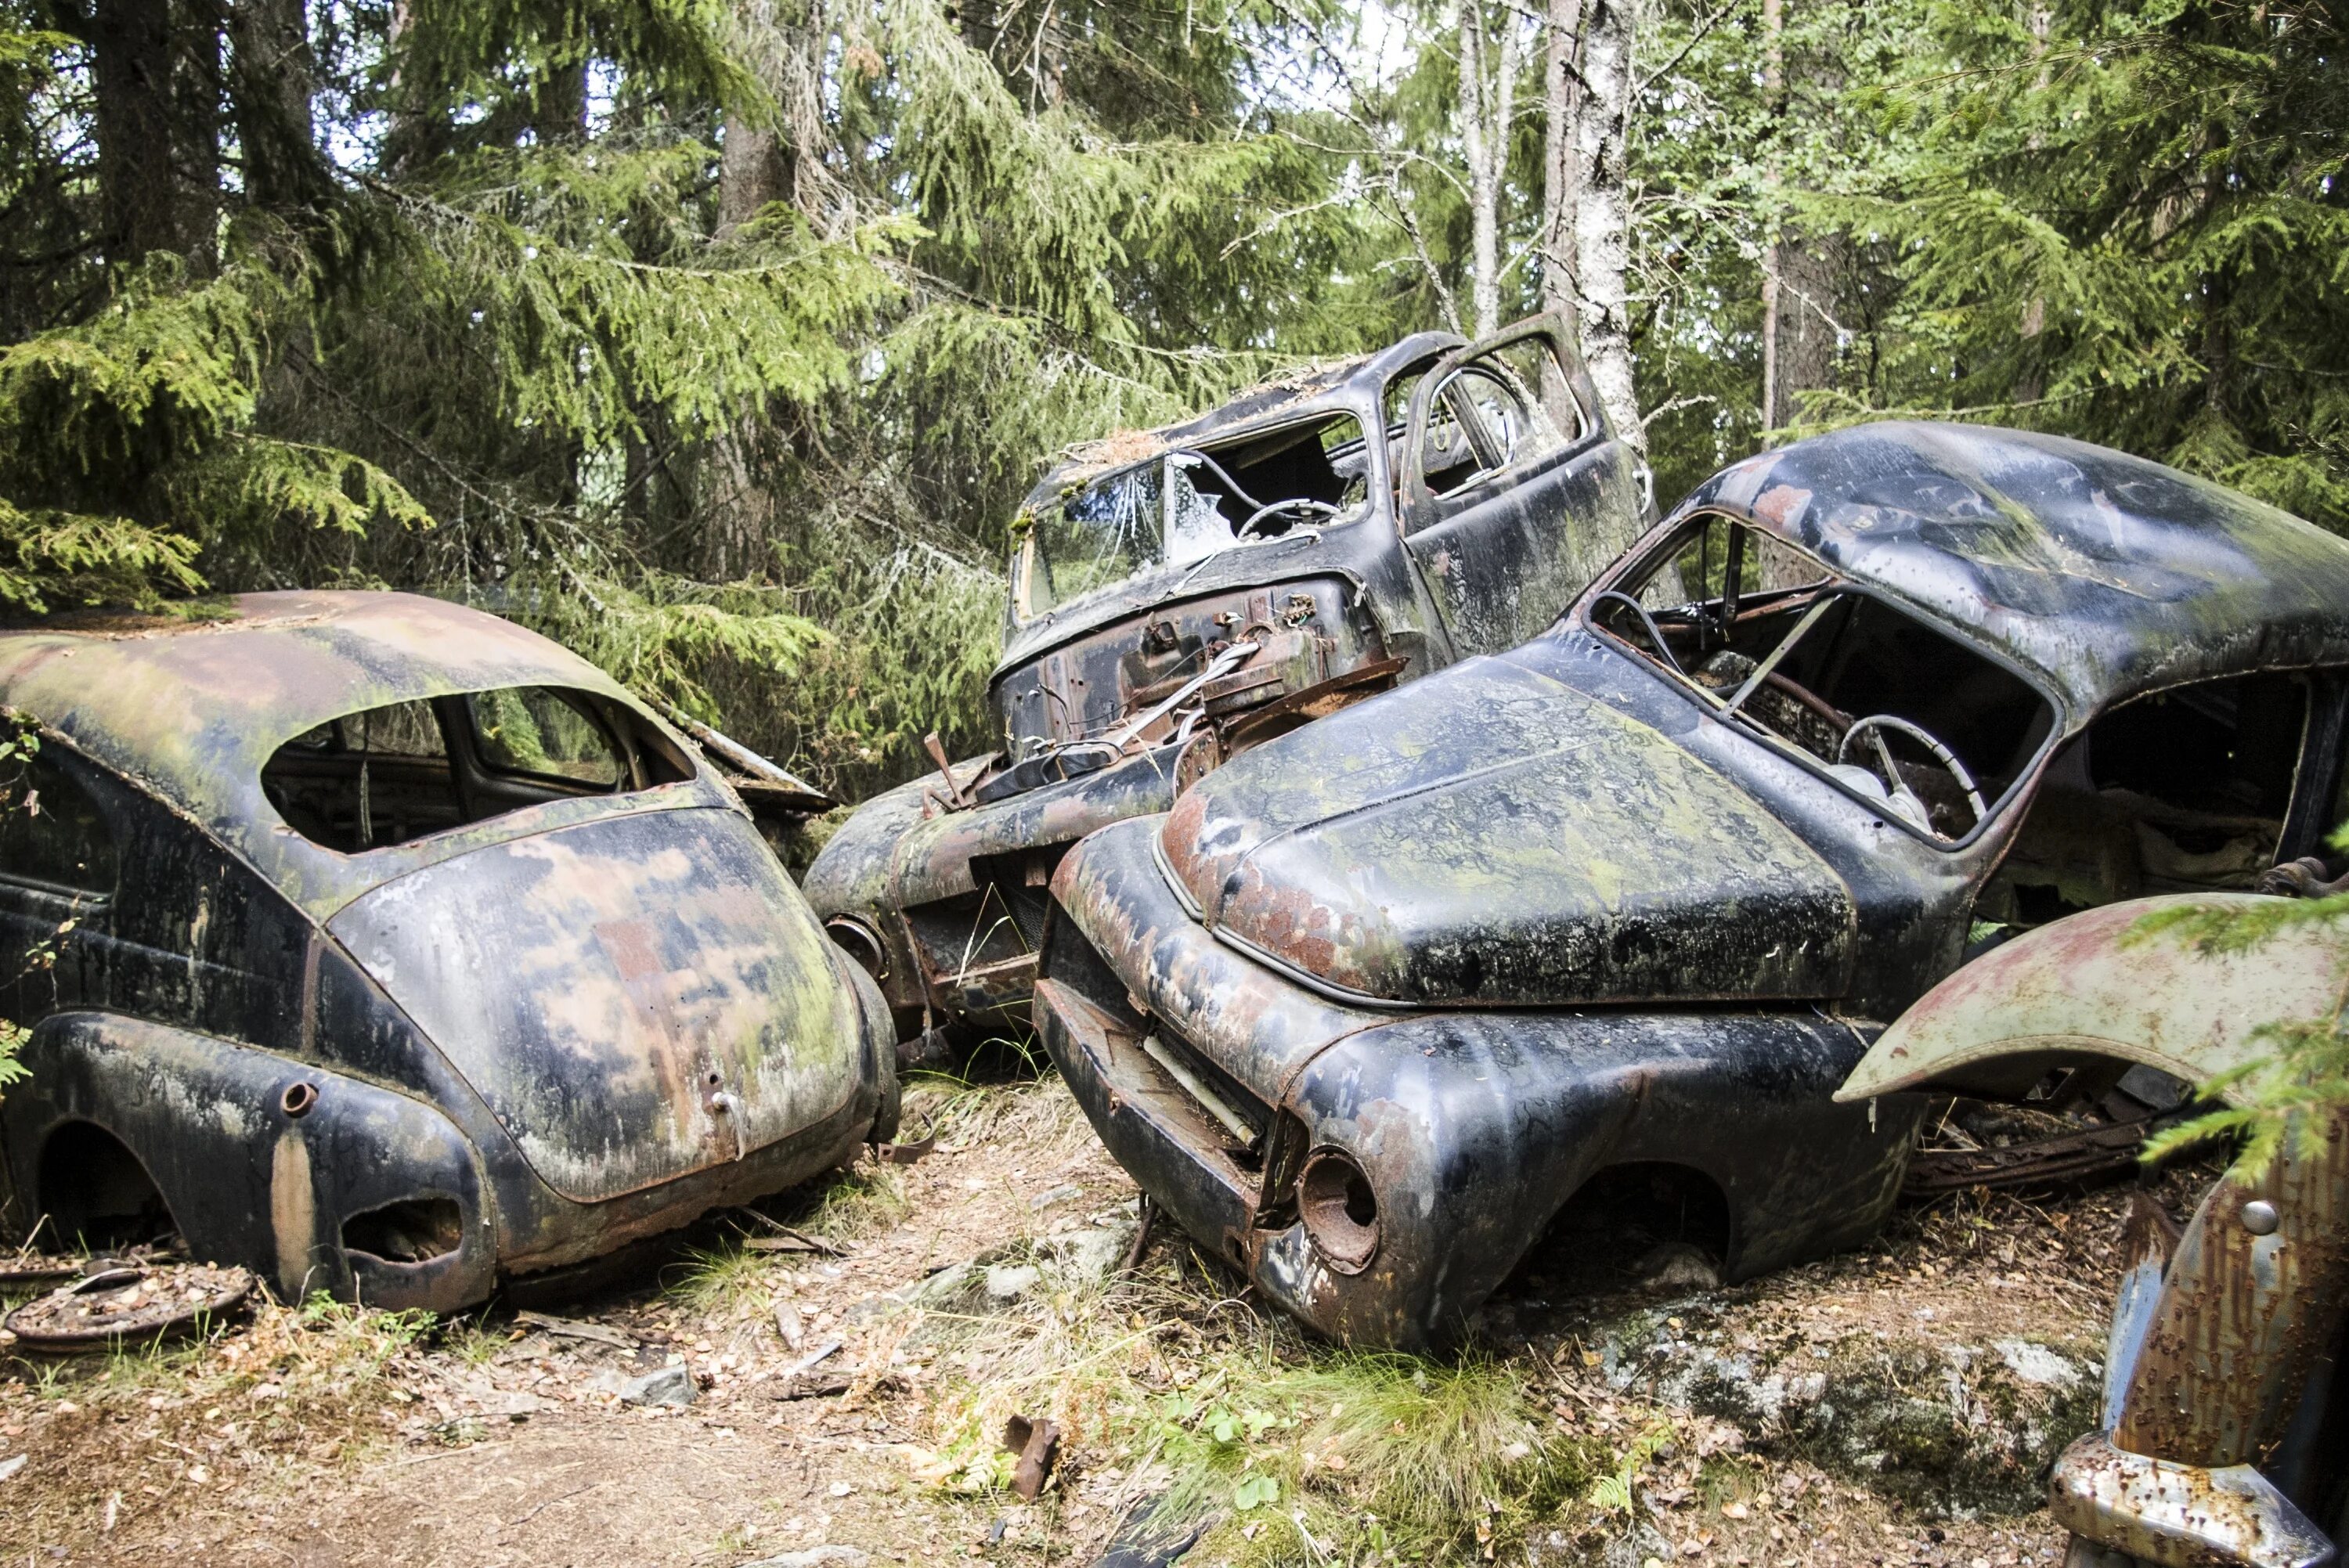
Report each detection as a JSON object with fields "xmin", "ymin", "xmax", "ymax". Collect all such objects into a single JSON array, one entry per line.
[{"xmin": 0, "ymin": 1011, "xmax": 493, "ymax": 1312}]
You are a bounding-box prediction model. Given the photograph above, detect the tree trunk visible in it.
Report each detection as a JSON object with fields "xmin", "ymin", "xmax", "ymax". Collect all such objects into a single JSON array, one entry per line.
[
  {"xmin": 1456, "ymin": 0, "xmax": 1520, "ymax": 338},
  {"xmin": 1759, "ymin": 0, "xmax": 1843, "ymax": 433},
  {"xmin": 699, "ymin": 92, "xmax": 792, "ymax": 582},
  {"xmin": 1569, "ymin": 0, "xmax": 1643, "ymax": 460},
  {"xmin": 88, "ymin": 0, "xmax": 182, "ymax": 260},
  {"xmin": 229, "ymin": 0, "xmax": 318, "ymax": 212},
  {"xmin": 1540, "ymin": 0, "xmax": 1583, "ymax": 332}
]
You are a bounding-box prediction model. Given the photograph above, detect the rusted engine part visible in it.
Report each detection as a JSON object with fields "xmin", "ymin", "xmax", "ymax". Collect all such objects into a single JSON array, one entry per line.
[
  {"xmin": 955, "ymin": 589, "xmax": 1381, "ymax": 819},
  {"xmin": 857, "ymin": 631, "xmax": 1405, "ymax": 1047},
  {"xmin": 4, "ymin": 1262, "xmax": 255, "ymax": 1352},
  {"xmin": 1903, "ymin": 1071, "xmax": 2189, "ymax": 1199}
]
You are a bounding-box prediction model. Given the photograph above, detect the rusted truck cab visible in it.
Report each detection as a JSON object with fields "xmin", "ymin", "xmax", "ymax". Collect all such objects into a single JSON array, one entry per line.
[{"xmin": 806, "ymin": 315, "xmax": 1650, "ymax": 1045}]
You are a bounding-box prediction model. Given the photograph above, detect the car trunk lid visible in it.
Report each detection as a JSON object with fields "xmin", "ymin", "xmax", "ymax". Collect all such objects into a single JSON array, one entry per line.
[{"xmin": 328, "ymin": 806, "xmax": 863, "ymax": 1203}]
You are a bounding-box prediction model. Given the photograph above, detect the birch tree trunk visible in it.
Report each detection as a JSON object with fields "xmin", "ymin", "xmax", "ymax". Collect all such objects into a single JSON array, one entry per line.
[
  {"xmin": 1569, "ymin": 0, "xmax": 1644, "ymax": 460},
  {"xmin": 1456, "ymin": 0, "xmax": 1521, "ymax": 337}
]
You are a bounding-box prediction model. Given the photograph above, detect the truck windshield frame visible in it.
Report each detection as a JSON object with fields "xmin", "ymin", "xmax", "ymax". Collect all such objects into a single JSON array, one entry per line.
[{"xmin": 1013, "ymin": 413, "xmax": 1373, "ymax": 622}]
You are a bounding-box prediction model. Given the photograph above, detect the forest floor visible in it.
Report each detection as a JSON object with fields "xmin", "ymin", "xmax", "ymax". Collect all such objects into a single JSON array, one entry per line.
[{"xmin": 0, "ymin": 1069, "xmax": 2207, "ymax": 1568}]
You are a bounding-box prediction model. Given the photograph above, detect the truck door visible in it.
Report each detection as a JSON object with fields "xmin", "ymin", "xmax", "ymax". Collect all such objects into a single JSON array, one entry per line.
[{"xmin": 1398, "ymin": 313, "xmax": 1643, "ymax": 659}]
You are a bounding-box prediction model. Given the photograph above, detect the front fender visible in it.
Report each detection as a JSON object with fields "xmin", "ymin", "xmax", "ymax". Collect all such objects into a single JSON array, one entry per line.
[{"xmin": 1, "ymin": 1012, "xmax": 494, "ymax": 1312}]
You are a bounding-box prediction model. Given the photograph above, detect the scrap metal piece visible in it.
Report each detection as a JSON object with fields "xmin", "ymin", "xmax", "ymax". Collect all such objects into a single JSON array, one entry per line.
[
  {"xmin": 5, "ymin": 1263, "xmax": 254, "ymax": 1352},
  {"xmin": 1003, "ymin": 1414, "xmax": 1063, "ymax": 1501},
  {"xmin": 2048, "ymin": 1433, "xmax": 2336, "ymax": 1568},
  {"xmin": 512, "ymin": 1310, "xmax": 637, "ymax": 1350}
]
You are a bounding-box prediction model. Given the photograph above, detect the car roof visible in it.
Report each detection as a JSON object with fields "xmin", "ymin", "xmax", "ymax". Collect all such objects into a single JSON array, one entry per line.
[
  {"xmin": 1679, "ymin": 421, "xmax": 2349, "ymax": 715},
  {"xmin": 0, "ymin": 591, "xmax": 725, "ymax": 921}
]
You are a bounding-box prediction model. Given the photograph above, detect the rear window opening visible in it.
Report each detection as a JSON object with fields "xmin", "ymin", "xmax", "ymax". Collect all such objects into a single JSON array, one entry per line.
[
  {"xmin": 1986, "ymin": 671, "xmax": 2309, "ymax": 925},
  {"xmin": 262, "ymin": 686, "xmax": 692, "ymax": 853},
  {"xmin": 1593, "ymin": 514, "xmax": 2055, "ymax": 843},
  {"xmin": 1018, "ymin": 413, "xmax": 1369, "ymax": 618}
]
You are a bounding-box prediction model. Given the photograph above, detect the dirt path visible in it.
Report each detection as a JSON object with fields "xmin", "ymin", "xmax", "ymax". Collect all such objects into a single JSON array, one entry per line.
[{"xmin": 1, "ymin": 1075, "xmax": 2178, "ymax": 1568}]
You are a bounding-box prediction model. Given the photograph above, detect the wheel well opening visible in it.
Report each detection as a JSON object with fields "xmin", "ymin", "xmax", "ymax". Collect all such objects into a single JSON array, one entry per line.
[
  {"xmin": 36, "ymin": 1120, "xmax": 179, "ymax": 1253},
  {"xmin": 1506, "ymin": 1162, "xmax": 1732, "ymax": 1299}
]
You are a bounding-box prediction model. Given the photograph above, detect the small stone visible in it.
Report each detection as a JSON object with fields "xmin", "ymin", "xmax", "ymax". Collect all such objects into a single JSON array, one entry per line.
[
  {"xmin": 0, "ymin": 1454, "xmax": 26, "ymax": 1483},
  {"xmin": 984, "ymin": 1263, "xmax": 1042, "ymax": 1301},
  {"xmin": 743, "ymin": 1549, "xmax": 869, "ymax": 1568},
  {"xmin": 618, "ymin": 1364, "xmax": 695, "ymax": 1408},
  {"xmin": 1027, "ymin": 1184, "xmax": 1083, "ymax": 1210},
  {"xmin": 1994, "ymin": 1339, "xmax": 2084, "ymax": 1389}
]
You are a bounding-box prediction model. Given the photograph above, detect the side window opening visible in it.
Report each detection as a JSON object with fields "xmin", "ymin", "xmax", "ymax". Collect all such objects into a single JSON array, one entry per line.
[
  {"xmin": 261, "ymin": 687, "xmax": 691, "ymax": 854},
  {"xmin": 1987, "ymin": 672, "xmax": 2308, "ymax": 925},
  {"xmin": 1407, "ymin": 335, "xmax": 1589, "ymax": 509},
  {"xmin": 0, "ymin": 747, "xmax": 117, "ymax": 899},
  {"xmin": 1017, "ymin": 413, "xmax": 1369, "ymax": 620},
  {"xmin": 1591, "ymin": 514, "xmax": 2054, "ymax": 843}
]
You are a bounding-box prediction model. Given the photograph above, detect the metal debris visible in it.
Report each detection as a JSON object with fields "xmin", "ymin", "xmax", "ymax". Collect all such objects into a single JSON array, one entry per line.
[
  {"xmin": 1003, "ymin": 1414, "xmax": 1063, "ymax": 1501},
  {"xmin": 511, "ymin": 1310, "xmax": 637, "ymax": 1350},
  {"xmin": 3, "ymin": 1262, "xmax": 254, "ymax": 1352}
]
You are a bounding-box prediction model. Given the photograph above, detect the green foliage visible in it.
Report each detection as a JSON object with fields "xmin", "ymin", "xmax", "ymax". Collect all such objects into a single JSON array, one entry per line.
[{"xmin": 1799, "ymin": 0, "xmax": 2349, "ymax": 530}]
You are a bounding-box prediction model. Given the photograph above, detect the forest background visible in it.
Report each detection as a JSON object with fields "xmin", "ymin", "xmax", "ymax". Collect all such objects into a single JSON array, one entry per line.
[{"xmin": 0, "ymin": 0, "xmax": 2340, "ymax": 800}]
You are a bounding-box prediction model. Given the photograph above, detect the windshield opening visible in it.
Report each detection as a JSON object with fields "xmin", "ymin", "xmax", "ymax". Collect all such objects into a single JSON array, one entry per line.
[
  {"xmin": 1016, "ymin": 413, "xmax": 1369, "ymax": 619},
  {"xmin": 262, "ymin": 686, "xmax": 692, "ymax": 853},
  {"xmin": 1590, "ymin": 515, "xmax": 2055, "ymax": 843}
]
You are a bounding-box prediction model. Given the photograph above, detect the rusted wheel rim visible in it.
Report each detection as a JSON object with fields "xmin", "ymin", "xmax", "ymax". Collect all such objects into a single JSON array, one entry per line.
[{"xmin": 4, "ymin": 1263, "xmax": 256, "ymax": 1352}]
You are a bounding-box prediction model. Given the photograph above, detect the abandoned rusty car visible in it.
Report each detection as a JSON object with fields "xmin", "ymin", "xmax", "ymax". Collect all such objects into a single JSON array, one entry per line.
[
  {"xmin": 1034, "ymin": 421, "xmax": 2349, "ymax": 1349},
  {"xmin": 1840, "ymin": 894, "xmax": 2349, "ymax": 1565},
  {"xmin": 805, "ymin": 313, "xmax": 1650, "ymax": 1051},
  {"xmin": 0, "ymin": 592, "xmax": 897, "ymax": 1311}
]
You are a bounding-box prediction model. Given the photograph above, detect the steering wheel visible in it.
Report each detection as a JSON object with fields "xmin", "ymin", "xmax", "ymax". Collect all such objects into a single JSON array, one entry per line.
[
  {"xmin": 1837, "ymin": 714, "xmax": 1986, "ymax": 831},
  {"xmin": 1236, "ymin": 496, "xmax": 1341, "ymax": 539},
  {"xmin": 1592, "ymin": 590, "xmax": 1683, "ymax": 675}
]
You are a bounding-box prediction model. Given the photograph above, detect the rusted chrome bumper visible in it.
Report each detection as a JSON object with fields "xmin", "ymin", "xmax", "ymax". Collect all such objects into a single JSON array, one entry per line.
[
  {"xmin": 2051, "ymin": 1433, "xmax": 2337, "ymax": 1568},
  {"xmin": 1036, "ymin": 817, "xmax": 1920, "ymax": 1350}
]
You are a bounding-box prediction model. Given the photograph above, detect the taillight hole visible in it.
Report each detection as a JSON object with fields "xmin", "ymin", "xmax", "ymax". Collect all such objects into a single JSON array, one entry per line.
[{"xmin": 1299, "ymin": 1148, "xmax": 1380, "ymax": 1274}]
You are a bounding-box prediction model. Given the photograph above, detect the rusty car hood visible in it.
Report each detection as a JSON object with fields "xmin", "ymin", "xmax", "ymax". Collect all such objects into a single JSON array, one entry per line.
[
  {"xmin": 327, "ymin": 806, "xmax": 865, "ymax": 1205},
  {"xmin": 1158, "ymin": 652, "xmax": 1856, "ymax": 1007}
]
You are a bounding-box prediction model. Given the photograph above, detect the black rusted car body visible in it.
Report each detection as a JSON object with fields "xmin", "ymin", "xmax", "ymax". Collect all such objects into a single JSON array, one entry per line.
[
  {"xmin": 804, "ymin": 314, "xmax": 1650, "ymax": 1045},
  {"xmin": 0, "ymin": 592, "xmax": 897, "ymax": 1312},
  {"xmin": 1035, "ymin": 422, "xmax": 2349, "ymax": 1349},
  {"xmin": 1840, "ymin": 896, "xmax": 2347, "ymax": 1566}
]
